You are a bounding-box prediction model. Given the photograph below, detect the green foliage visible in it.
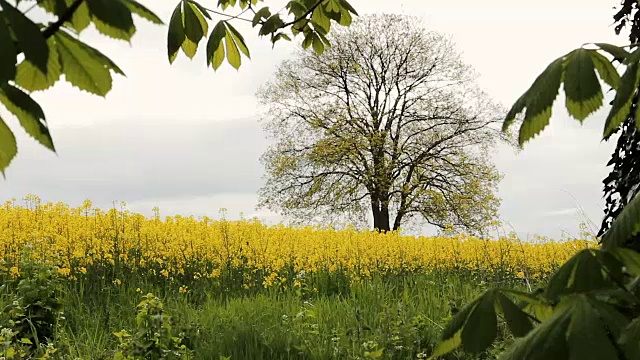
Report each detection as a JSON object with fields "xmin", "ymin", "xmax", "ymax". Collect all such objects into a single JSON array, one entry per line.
[
  {"xmin": 437, "ymin": 36, "xmax": 640, "ymax": 360},
  {"xmin": 0, "ymin": 260, "xmax": 64, "ymax": 359},
  {"xmin": 430, "ymin": 289, "xmax": 536, "ymax": 359},
  {"xmin": 114, "ymin": 293, "xmax": 197, "ymax": 360}
]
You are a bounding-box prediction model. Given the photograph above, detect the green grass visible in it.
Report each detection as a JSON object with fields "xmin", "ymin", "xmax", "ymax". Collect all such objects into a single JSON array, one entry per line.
[{"xmin": 24, "ymin": 272, "xmax": 527, "ymax": 360}]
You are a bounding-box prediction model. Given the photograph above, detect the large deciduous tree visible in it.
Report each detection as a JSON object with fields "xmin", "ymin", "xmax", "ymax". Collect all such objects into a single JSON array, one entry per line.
[{"xmin": 258, "ymin": 14, "xmax": 508, "ymax": 233}]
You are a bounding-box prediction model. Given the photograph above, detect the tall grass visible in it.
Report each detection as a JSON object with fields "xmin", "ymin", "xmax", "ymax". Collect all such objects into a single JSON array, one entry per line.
[{"xmin": 35, "ymin": 271, "xmax": 525, "ymax": 359}]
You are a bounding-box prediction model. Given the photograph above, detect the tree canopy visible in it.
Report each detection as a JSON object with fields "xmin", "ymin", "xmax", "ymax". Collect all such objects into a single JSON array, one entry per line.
[
  {"xmin": 258, "ymin": 14, "xmax": 507, "ymax": 233},
  {"xmin": 0, "ymin": 0, "xmax": 358, "ymax": 175}
]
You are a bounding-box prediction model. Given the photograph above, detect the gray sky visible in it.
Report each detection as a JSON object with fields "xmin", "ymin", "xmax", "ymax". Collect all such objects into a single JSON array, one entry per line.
[{"xmin": 0, "ymin": 0, "xmax": 624, "ymax": 238}]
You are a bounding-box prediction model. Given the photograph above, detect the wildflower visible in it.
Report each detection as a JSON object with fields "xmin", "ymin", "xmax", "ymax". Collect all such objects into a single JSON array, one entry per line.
[
  {"xmin": 78, "ymin": 267, "xmax": 87, "ymax": 274},
  {"xmin": 179, "ymin": 285, "xmax": 189, "ymax": 294},
  {"xmin": 57, "ymin": 267, "xmax": 71, "ymax": 277},
  {"xmin": 113, "ymin": 278, "xmax": 121, "ymax": 286},
  {"xmin": 9, "ymin": 266, "xmax": 19, "ymax": 278}
]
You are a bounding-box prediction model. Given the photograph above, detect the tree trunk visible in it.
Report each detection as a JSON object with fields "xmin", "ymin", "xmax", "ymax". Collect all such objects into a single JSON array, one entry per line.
[
  {"xmin": 392, "ymin": 211, "xmax": 404, "ymax": 231},
  {"xmin": 371, "ymin": 198, "xmax": 391, "ymax": 232}
]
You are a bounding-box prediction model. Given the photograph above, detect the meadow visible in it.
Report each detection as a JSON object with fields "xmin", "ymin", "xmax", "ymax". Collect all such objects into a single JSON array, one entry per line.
[{"xmin": 0, "ymin": 196, "xmax": 594, "ymax": 359}]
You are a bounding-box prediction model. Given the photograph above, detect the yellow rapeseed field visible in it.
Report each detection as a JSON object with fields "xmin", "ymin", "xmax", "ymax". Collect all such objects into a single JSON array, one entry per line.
[{"xmin": 0, "ymin": 196, "xmax": 595, "ymax": 287}]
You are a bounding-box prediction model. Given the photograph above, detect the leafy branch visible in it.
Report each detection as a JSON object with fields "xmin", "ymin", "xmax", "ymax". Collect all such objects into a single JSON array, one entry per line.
[{"xmin": 41, "ymin": 0, "xmax": 84, "ymax": 39}]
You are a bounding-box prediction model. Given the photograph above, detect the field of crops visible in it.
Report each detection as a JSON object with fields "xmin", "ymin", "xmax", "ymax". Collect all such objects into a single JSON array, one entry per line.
[{"xmin": 0, "ymin": 196, "xmax": 594, "ymax": 359}]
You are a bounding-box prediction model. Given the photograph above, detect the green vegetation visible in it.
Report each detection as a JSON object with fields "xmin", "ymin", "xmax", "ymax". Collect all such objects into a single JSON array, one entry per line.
[{"xmin": 0, "ymin": 258, "xmax": 535, "ymax": 359}]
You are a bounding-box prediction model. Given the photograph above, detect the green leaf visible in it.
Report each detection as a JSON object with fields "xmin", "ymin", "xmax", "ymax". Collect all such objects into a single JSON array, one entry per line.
[
  {"xmin": 39, "ymin": 0, "xmax": 92, "ymax": 32},
  {"xmin": 619, "ymin": 316, "xmax": 640, "ymax": 359},
  {"xmin": 38, "ymin": 0, "xmax": 67, "ymax": 15},
  {"xmin": 496, "ymin": 292, "xmax": 533, "ymax": 337},
  {"xmin": 259, "ymin": 14, "xmax": 284, "ymax": 36},
  {"xmin": 311, "ymin": 6, "xmax": 331, "ymax": 33},
  {"xmin": 0, "ymin": 116, "xmax": 17, "ymax": 176},
  {"xmin": 585, "ymin": 296, "xmax": 628, "ymax": 339},
  {"xmin": 601, "ymin": 192, "xmax": 640, "ymax": 249},
  {"xmin": 311, "ymin": 32, "xmax": 325, "ymax": 54},
  {"xmin": 224, "ymin": 27, "xmax": 241, "ymax": 69},
  {"xmin": 611, "ymin": 247, "xmax": 640, "ymax": 276},
  {"xmin": 86, "ymin": 0, "xmax": 135, "ymax": 41},
  {"xmin": 271, "ymin": 32, "xmax": 292, "ymax": 46},
  {"xmin": 287, "ymin": 1, "xmax": 307, "ymax": 18},
  {"xmin": 302, "ymin": 31, "xmax": 314, "ymax": 49},
  {"xmin": 595, "ymin": 43, "xmax": 630, "ymax": 62},
  {"xmin": 545, "ymin": 249, "xmax": 610, "ymax": 301},
  {"xmin": 54, "ymin": 30, "xmax": 114, "ymax": 96},
  {"xmin": 589, "ymin": 50, "xmax": 621, "ymax": 89},
  {"xmin": 338, "ymin": 0, "xmax": 359, "ymax": 16},
  {"xmin": 501, "ymin": 288, "xmax": 554, "ymax": 321},
  {"xmin": 432, "ymin": 290, "xmax": 499, "ymax": 358},
  {"xmin": 499, "ymin": 294, "xmax": 627, "ymax": 360},
  {"xmin": 440, "ymin": 294, "xmax": 481, "ymax": 342},
  {"xmin": 206, "ymin": 21, "xmax": 226, "ymax": 70},
  {"xmin": 183, "ymin": 1, "xmax": 206, "ymax": 48},
  {"xmin": 188, "ymin": 1, "xmax": 212, "ymax": 19},
  {"xmin": 15, "ymin": 37, "xmax": 62, "ymax": 92},
  {"xmin": 252, "ymin": 6, "xmax": 271, "ymax": 27},
  {"xmin": 0, "ymin": 13, "xmax": 16, "ymax": 82},
  {"xmin": 1, "ymin": 0, "xmax": 49, "ymax": 73},
  {"xmin": 503, "ymin": 56, "xmax": 565, "ymax": 145},
  {"xmin": 225, "ymin": 23, "xmax": 250, "ymax": 58},
  {"xmin": 566, "ymin": 296, "xmax": 618, "ymax": 360},
  {"xmin": 123, "ymin": 0, "xmax": 163, "ymax": 24},
  {"xmin": 0, "ymin": 84, "xmax": 54, "ymax": 151},
  {"xmin": 563, "ymin": 49, "xmax": 603, "ymax": 122},
  {"xmin": 429, "ymin": 332, "xmax": 461, "ymax": 360},
  {"xmin": 499, "ymin": 300, "xmax": 572, "ymax": 360},
  {"xmin": 68, "ymin": 1, "xmax": 91, "ymax": 32},
  {"xmin": 461, "ymin": 290, "xmax": 497, "ymax": 353},
  {"xmin": 167, "ymin": 3, "xmax": 185, "ymax": 63},
  {"xmin": 180, "ymin": 1, "xmax": 208, "ymax": 59},
  {"xmin": 603, "ymin": 48, "xmax": 640, "ymax": 138}
]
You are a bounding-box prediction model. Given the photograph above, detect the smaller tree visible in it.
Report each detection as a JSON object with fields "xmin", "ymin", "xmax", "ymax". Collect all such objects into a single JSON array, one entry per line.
[{"xmin": 258, "ymin": 14, "xmax": 509, "ymax": 234}]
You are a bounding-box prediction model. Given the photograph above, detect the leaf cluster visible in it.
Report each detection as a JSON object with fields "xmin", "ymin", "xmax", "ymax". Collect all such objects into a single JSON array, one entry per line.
[
  {"xmin": 434, "ymin": 42, "xmax": 640, "ymax": 359},
  {"xmin": 114, "ymin": 293, "xmax": 198, "ymax": 360}
]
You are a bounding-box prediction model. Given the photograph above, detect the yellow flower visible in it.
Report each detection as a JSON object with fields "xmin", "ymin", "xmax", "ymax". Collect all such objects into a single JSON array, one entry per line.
[
  {"xmin": 179, "ymin": 285, "xmax": 189, "ymax": 294},
  {"xmin": 9, "ymin": 266, "xmax": 19, "ymax": 278},
  {"xmin": 113, "ymin": 278, "xmax": 121, "ymax": 286},
  {"xmin": 78, "ymin": 267, "xmax": 87, "ymax": 274},
  {"xmin": 57, "ymin": 267, "xmax": 71, "ymax": 277}
]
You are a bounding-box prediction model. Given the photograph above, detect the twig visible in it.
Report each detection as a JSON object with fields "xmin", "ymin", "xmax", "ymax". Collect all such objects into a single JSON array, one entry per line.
[
  {"xmin": 23, "ymin": 0, "xmax": 47, "ymax": 14},
  {"xmin": 41, "ymin": 0, "xmax": 84, "ymax": 39},
  {"xmin": 282, "ymin": 0, "xmax": 324, "ymax": 27},
  {"xmin": 200, "ymin": 6, "xmax": 253, "ymax": 23}
]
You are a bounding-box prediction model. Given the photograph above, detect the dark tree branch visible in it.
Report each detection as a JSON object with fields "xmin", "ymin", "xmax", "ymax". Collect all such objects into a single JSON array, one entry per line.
[{"xmin": 42, "ymin": 0, "xmax": 84, "ymax": 39}]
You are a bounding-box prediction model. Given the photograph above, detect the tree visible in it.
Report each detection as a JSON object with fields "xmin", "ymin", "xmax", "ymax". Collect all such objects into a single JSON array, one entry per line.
[
  {"xmin": 0, "ymin": 0, "xmax": 359, "ymax": 175},
  {"xmin": 431, "ymin": 2, "xmax": 640, "ymax": 360},
  {"xmin": 257, "ymin": 14, "xmax": 506, "ymax": 233}
]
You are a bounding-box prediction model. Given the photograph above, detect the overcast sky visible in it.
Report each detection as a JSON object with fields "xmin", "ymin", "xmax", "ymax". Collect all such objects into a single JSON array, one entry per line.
[{"xmin": 0, "ymin": 0, "xmax": 625, "ymax": 238}]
